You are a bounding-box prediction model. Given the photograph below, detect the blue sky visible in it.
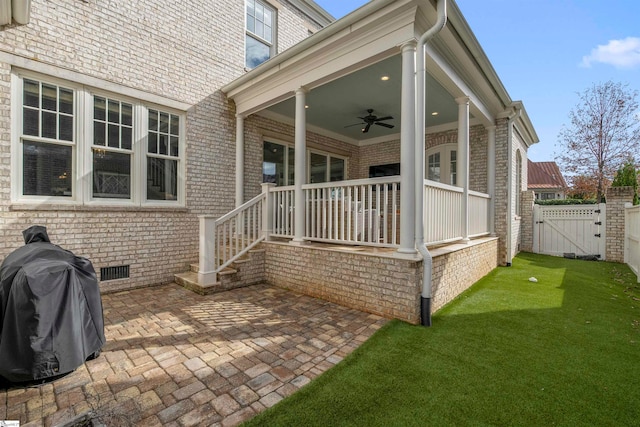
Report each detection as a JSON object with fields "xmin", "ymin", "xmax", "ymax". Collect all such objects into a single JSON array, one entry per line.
[{"xmin": 314, "ymin": 0, "xmax": 640, "ymax": 162}]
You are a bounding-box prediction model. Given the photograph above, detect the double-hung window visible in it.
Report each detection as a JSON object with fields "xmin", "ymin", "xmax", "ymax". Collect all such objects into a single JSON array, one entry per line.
[
  {"xmin": 246, "ymin": 0, "xmax": 276, "ymax": 69},
  {"xmin": 14, "ymin": 72, "xmax": 185, "ymax": 206}
]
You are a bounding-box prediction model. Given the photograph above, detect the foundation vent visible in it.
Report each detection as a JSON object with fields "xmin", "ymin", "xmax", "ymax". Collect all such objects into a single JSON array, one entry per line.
[{"xmin": 100, "ymin": 265, "xmax": 130, "ymax": 281}]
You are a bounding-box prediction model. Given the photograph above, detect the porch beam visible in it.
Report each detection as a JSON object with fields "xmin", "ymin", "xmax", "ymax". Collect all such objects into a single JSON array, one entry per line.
[
  {"xmin": 292, "ymin": 87, "xmax": 308, "ymax": 245},
  {"xmin": 398, "ymin": 40, "xmax": 417, "ymax": 254},
  {"xmin": 456, "ymin": 96, "xmax": 470, "ymax": 242},
  {"xmin": 487, "ymin": 125, "xmax": 496, "ymax": 235},
  {"xmin": 235, "ymin": 114, "xmax": 245, "ymax": 207}
]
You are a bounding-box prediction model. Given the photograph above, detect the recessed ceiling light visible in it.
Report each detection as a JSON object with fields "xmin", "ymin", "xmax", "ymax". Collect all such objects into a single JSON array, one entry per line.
[
  {"xmin": 381, "ymin": 76, "xmax": 390, "ymax": 81},
  {"xmin": 305, "ymin": 105, "xmax": 309, "ymax": 109},
  {"xmin": 431, "ymin": 111, "xmax": 439, "ymax": 116}
]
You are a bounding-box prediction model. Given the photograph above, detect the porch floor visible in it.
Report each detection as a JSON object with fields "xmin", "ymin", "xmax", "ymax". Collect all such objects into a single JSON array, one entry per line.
[{"xmin": 0, "ymin": 283, "xmax": 386, "ymax": 426}]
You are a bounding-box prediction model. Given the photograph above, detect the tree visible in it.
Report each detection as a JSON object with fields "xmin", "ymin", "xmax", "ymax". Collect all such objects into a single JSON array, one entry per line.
[
  {"xmin": 566, "ymin": 175, "xmax": 599, "ymax": 200},
  {"xmin": 611, "ymin": 158, "xmax": 639, "ymax": 204},
  {"xmin": 556, "ymin": 81, "xmax": 640, "ymax": 202}
]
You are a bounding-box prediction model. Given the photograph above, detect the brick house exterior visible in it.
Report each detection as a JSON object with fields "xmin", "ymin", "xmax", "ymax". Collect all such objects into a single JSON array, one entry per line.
[{"xmin": 1, "ymin": 0, "xmax": 538, "ymax": 323}]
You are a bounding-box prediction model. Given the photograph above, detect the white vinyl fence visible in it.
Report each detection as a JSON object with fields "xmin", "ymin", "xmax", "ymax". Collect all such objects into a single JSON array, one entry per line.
[{"xmin": 625, "ymin": 203, "xmax": 640, "ymax": 282}]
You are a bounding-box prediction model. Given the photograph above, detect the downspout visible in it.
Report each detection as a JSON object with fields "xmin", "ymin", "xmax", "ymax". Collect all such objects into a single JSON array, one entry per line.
[
  {"xmin": 416, "ymin": 0, "xmax": 447, "ymax": 326},
  {"xmin": 505, "ymin": 106, "xmax": 521, "ymax": 266}
]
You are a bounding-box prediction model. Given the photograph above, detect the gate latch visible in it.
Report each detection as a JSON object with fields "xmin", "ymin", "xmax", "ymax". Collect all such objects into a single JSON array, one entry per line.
[
  {"xmin": 595, "ymin": 233, "xmax": 601, "ymax": 238},
  {"xmin": 595, "ymin": 209, "xmax": 601, "ymax": 213},
  {"xmin": 535, "ymin": 221, "xmax": 544, "ymax": 224},
  {"xmin": 594, "ymin": 221, "xmax": 602, "ymax": 225}
]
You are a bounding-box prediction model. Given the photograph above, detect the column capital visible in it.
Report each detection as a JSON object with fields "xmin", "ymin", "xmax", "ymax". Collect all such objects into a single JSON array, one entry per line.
[
  {"xmin": 400, "ymin": 39, "xmax": 417, "ymax": 52},
  {"xmin": 485, "ymin": 124, "xmax": 496, "ymax": 132},
  {"xmin": 295, "ymin": 86, "xmax": 309, "ymax": 96},
  {"xmin": 455, "ymin": 95, "xmax": 470, "ymax": 105},
  {"xmin": 235, "ymin": 113, "xmax": 245, "ymax": 120}
]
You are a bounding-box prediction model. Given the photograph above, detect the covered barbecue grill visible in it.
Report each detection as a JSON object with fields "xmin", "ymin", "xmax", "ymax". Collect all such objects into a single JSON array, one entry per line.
[{"xmin": 0, "ymin": 226, "xmax": 105, "ymax": 383}]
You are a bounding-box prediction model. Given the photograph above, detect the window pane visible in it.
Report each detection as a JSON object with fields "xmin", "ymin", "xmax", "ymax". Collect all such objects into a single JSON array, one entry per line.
[
  {"xmin": 170, "ymin": 136, "xmax": 179, "ymax": 157},
  {"xmin": 23, "ymin": 80, "xmax": 39, "ymax": 108},
  {"xmin": 159, "ymin": 112, "xmax": 169, "ymax": 133},
  {"xmin": 247, "ymin": 14, "xmax": 255, "ymax": 33},
  {"xmin": 330, "ymin": 157, "xmax": 345, "ymax": 182},
  {"xmin": 287, "ymin": 147, "xmax": 295, "ymax": 185},
  {"xmin": 170, "ymin": 115, "xmax": 179, "ymax": 136},
  {"xmin": 263, "ymin": 141, "xmax": 284, "ymax": 185},
  {"xmin": 42, "ymin": 84, "xmax": 57, "ymax": 111},
  {"xmin": 247, "ymin": 0, "xmax": 255, "ymax": 17},
  {"xmin": 264, "ymin": 8, "xmax": 272, "ymax": 26},
  {"xmin": 23, "ymin": 108, "xmax": 39, "ymax": 136},
  {"xmin": 149, "ymin": 110, "xmax": 158, "ymax": 131},
  {"xmin": 59, "ymin": 88, "xmax": 73, "ymax": 114},
  {"xmin": 108, "ymin": 124, "xmax": 120, "ymax": 148},
  {"xmin": 42, "ymin": 111, "xmax": 57, "ymax": 139},
  {"xmin": 428, "ymin": 153, "xmax": 440, "ymax": 181},
  {"xmin": 256, "ymin": 21, "xmax": 264, "ymax": 38},
  {"xmin": 147, "ymin": 157, "xmax": 178, "ymax": 201},
  {"xmin": 159, "ymin": 134, "xmax": 168, "ymax": 155},
  {"xmin": 121, "ymin": 127, "xmax": 132, "ymax": 150},
  {"xmin": 310, "ymin": 152, "xmax": 327, "ymax": 183},
  {"xmin": 23, "ymin": 140, "xmax": 72, "ymax": 197},
  {"xmin": 263, "ymin": 24, "xmax": 272, "ymax": 43},
  {"xmin": 94, "ymin": 121, "xmax": 106, "ymax": 146},
  {"xmin": 148, "ymin": 132, "xmax": 158, "ymax": 154},
  {"xmin": 59, "ymin": 115, "xmax": 73, "ymax": 141},
  {"xmin": 121, "ymin": 104, "xmax": 132, "ymax": 126},
  {"xmin": 108, "ymin": 100, "xmax": 119, "ymax": 123},
  {"xmin": 246, "ymin": 35, "xmax": 270, "ymax": 68},
  {"xmin": 93, "ymin": 150, "xmax": 131, "ymax": 198},
  {"xmin": 94, "ymin": 96, "xmax": 106, "ymax": 121},
  {"xmin": 450, "ymin": 150, "xmax": 457, "ymax": 186}
]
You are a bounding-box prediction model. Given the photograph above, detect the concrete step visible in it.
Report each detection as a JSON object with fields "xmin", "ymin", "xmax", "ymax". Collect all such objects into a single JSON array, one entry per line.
[{"xmin": 174, "ymin": 271, "xmax": 222, "ymax": 296}]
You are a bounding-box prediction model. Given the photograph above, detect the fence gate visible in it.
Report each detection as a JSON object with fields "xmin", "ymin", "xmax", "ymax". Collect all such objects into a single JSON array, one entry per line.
[{"xmin": 533, "ymin": 204, "xmax": 606, "ymax": 260}]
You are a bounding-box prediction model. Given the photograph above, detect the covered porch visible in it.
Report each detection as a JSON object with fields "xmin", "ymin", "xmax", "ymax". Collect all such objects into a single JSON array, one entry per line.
[{"xmin": 181, "ymin": 0, "xmax": 537, "ymax": 323}]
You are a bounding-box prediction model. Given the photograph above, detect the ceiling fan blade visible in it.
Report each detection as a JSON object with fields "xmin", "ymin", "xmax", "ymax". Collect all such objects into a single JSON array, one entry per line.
[
  {"xmin": 375, "ymin": 122, "xmax": 394, "ymax": 129},
  {"xmin": 375, "ymin": 116, "xmax": 393, "ymax": 121},
  {"xmin": 362, "ymin": 123, "xmax": 372, "ymax": 133},
  {"xmin": 344, "ymin": 122, "xmax": 365, "ymax": 128}
]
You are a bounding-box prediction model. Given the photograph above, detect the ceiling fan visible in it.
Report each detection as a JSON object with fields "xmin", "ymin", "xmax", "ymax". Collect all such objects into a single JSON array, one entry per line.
[{"xmin": 345, "ymin": 109, "xmax": 394, "ymax": 133}]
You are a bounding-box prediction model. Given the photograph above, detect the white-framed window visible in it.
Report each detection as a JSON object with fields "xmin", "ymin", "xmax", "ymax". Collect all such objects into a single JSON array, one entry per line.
[
  {"xmin": 246, "ymin": 0, "xmax": 276, "ymax": 69},
  {"xmin": 426, "ymin": 144, "xmax": 457, "ymax": 186},
  {"xmin": 308, "ymin": 150, "xmax": 346, "ymax": 184},
  {"xmin": 262, "ymin": 141, "xmax": 347, "ymax": 185},
  {"xmin": 13, "ymin": 71, "xmax": 185, "ymax": 206}
]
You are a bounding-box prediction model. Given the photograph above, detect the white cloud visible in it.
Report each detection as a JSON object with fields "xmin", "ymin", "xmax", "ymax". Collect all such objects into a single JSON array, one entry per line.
[{"xmin": 581, "ymin": 37, "xmax": 640, "ymax": 69}]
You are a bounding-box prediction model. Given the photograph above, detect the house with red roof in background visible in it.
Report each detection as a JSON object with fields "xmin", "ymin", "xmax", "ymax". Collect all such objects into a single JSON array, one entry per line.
[{"xmin": 528, "ymin": 160, "xmax": 567, "ymax": 200}]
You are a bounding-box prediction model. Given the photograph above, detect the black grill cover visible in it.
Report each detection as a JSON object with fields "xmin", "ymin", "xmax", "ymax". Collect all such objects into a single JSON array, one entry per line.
[{"xmin": 0, "ymin": 226, "xmax": 105, "ymax": 382}]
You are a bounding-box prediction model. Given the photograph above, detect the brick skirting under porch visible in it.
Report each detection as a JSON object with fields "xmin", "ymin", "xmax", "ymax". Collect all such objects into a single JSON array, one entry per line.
[{"xmin": 263, "ymin": 237, "xmax": 499, "ymax": 324}]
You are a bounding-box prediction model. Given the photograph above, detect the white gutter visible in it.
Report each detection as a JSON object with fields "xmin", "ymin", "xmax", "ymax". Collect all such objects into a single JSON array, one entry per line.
[
  {"xmin": 415, "ymin": 0, "xmax": 447, "ymax": 327},
  {"xmin": 505, "ymin": 105, "xmax": 521, "ymax": 266}
]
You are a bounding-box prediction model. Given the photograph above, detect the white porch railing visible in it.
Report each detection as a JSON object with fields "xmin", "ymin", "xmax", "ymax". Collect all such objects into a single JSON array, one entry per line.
[
  {"xmin": 469, "ymin": 189, "xmax": 491, "ymax": 237},
  {"xmin": 198, "ymin": 192, "xmax": 265, "ymax": 284},
  {"xmin": 423, "ymin": 180, "xmax": 490, "ymax": 245},
  {"xmin": 625, "ymin": 203, "xmax": 640, "ymax": 282},
  {"xmin": 198, "ymin": 177, "xmax": 492, "ymax": 282}
]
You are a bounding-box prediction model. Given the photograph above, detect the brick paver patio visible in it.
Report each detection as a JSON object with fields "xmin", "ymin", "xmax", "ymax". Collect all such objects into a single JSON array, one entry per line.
[{"xmin": 0, "ymin": 283, "xmax": 386, "ymax": 426}]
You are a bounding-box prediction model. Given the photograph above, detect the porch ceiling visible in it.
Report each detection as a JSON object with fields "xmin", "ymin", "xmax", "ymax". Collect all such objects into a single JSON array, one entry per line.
[{"xmin": 264, "ymin": 55, "xmax": 465, "ymax": 143}]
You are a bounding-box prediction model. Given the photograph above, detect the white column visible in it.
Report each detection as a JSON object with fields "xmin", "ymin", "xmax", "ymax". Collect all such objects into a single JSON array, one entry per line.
[
  {"xmin": 398, "ymin": 40, "xmax": 417, "ymax": 254},
  {"xmin": 456, "ymin": 96, "xmax": 470, "ymax": 242},
  {"xmin": 292, "ymin": 87, "xmax": 308, "ymax": 244},
  {"xmin": 486, "ymin": 125, "xmax": 496, "ymax": 236},
  {"xmin": 198, "ymin": 215, "xmax": 217, "ymax": 285},
  {"xmin": 235, "ymin": 114, "xmax": 245, "ymax": 208}
]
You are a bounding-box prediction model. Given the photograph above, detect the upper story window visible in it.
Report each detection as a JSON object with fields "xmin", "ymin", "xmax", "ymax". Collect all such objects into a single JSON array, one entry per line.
[
  {"xmin": 13, "ymin": 71, "xmax": 185, "ymax": 206},
  {"xmin": 246, "ymin": 0, "xmax": 276, "ymax": 69}
]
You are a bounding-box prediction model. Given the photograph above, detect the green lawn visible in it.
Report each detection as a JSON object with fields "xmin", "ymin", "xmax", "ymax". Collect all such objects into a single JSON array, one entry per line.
[{"xmin": 244, "ymin": 253, "xmax": 640, "ymax": 426}]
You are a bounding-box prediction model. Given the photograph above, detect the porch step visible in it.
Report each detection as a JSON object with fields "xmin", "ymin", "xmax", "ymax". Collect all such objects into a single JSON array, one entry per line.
[{"xmin": 174, "ymin": 271, "xmax": 221, "ymax": 295}]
